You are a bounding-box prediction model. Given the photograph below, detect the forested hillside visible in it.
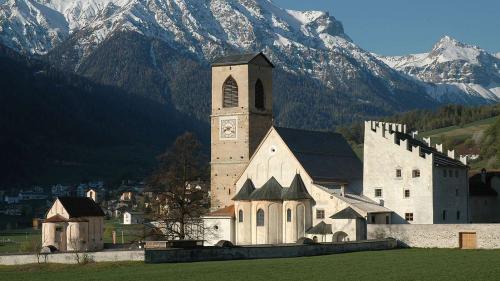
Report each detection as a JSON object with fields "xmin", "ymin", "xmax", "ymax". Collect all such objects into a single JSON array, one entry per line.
[{"xmin": 0, "ymin": 44, "xmax": 206, "ymax": 187}]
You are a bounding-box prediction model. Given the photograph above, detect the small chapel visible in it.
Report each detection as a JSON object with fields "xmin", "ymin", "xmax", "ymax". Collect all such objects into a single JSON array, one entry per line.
[{"xmin": 204, "ymin": 52, "xmax": 392, "ymax": 245}]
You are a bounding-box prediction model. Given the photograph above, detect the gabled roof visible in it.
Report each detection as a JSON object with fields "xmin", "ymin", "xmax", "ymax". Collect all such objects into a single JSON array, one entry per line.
[
  {"xmin": 274, "ymin": 127, "xmax": 363, "ymax": 183},
  {"xmin": 250, "ymin": 177, "xmax": 283, "ymax": 201},
  {"xmin": 57, "ymin": 197, "xmax": 105, "ymax": 218},
  {"xmin": 306, "ymin": 221, "xmax": 332, "ymax": 235},
  {"xmin": 330, "ymin": 207, "xmax": 364, "ymax": 219},
  {"xmin": 205, "ymin": 205, "xmax": 235, "ymax": 218},
  {"xmin": 212, "ymin": 52, "xmax": 274, "ymax": 68},
  {"xmin": 232, "ymin": 179, "xmax": 256, "ymax": 201},
  {"xmin": 282, "ymin": 174, "xmax": 313, "ymax": 200}
]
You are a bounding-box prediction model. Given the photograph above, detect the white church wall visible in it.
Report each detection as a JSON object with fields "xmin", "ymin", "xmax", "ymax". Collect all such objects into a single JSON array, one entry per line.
[
  {"xmin": 235, "ymin": 129, "xmax": 309, "ymax": 191},
  {"xmin": 235, "ymin": 201, "xmax": 252, "ymax": 245},
  {"xmin": 363, "ymin": 122, "xmax": 435, "ymax": 224}
]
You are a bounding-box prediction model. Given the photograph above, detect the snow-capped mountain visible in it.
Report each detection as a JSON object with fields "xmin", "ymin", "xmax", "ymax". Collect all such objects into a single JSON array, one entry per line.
[
  {"xmin": 378, "ymin": 36, "xmax": 500, "ymax": 102},
  {"xmin": 0, "ymin": 0, "xmax": 498, "ymax": 129}
]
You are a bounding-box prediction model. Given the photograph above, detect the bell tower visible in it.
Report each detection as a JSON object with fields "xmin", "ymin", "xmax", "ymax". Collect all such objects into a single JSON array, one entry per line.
[{"xmin": 210, "ymin": 53, "xmax": 274, "ymax": 209}]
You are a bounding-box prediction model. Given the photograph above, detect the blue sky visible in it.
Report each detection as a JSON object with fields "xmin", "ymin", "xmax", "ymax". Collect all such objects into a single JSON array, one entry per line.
[{"xmin": 272, "ymin": 0, "xmax": 500, "ymax": 56}]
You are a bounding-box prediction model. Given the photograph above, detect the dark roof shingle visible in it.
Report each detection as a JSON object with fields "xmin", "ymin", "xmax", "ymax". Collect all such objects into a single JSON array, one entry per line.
[
  {"xmin": 232, "ymin": 179, "xmax": 256, "ymax": 201},
  {"xmin": 58, "ymin": 197, "xmax": 105, "ymax": 217},
  {"xmin": 274, "ymin": 127, "xmax": 362, "ymax": 183},
  {"xmin": 250, "ymin": 177, "xmax": 283, "ymax": 200},
  {"xmin": 212, "ymin": 52, "xmax": 274, "ymax": 67},
  {"xmin": 282, "ymin": 174, "xmax": 313, "ymax": 200},
  {"xmin": 330, "ymin": 207, "xmax": 364, "ymax": 219}
]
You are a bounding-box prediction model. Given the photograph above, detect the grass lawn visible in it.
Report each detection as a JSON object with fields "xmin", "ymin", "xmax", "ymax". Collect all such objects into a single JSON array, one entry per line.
[
  {"xmin": 1, "ymin": 249, "xmax": 500, "ymax": 281},
  {"xmin": 0, "ymin": 229, "xmax": 40, "ymax": 254},
  {"xmin": 420, "ymin": 116, "xmax": 499, "ymax": 140}
]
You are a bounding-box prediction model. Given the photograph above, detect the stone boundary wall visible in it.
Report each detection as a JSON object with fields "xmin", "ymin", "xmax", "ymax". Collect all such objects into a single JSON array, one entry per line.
[
  {"xmin": 368, "ymin": 224, "xmax": 500, "ymax": 249},
  {"xmin": 0, "ymin": 250, "xmax": 144, "ymax": 265},
  {"xmin": 145, "ymin": 239, "xmax": 397, "ymax": 263}
]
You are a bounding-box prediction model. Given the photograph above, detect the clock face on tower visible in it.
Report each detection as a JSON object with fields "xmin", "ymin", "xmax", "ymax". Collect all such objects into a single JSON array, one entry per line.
[{"xmin": 220, "ymin": 117, "xmax": 237, "ymax": 140}]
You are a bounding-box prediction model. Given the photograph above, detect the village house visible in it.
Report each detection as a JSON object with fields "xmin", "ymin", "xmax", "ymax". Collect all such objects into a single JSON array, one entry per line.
[
  {"xmin": 123, "ymin": 211, "xmax": 145, "ymax": 225},
  {"xmin": 42, "ymin": 196, "xmax": 105, "ymax": 252}
]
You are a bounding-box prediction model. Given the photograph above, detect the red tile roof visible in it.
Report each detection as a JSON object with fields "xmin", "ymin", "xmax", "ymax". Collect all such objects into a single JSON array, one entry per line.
[{"xmin": 206, "ymin": 205, "xmax": 235, "ymax": 218}]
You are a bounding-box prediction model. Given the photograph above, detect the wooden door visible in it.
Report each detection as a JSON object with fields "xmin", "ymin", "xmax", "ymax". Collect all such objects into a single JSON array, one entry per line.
[{"xmin": 459, "ymin": 232, "xmax": 477, "ymax": 249}]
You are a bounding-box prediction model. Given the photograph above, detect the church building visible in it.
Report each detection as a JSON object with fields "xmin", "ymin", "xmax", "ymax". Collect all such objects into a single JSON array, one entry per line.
[{"xmin": 204, "ymin": 53, "xmax": 392, "ymax": 245}]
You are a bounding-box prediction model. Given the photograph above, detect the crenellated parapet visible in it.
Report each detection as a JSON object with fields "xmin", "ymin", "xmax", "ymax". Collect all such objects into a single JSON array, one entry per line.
[{"xmin": 365, "ymin": 120, "xmax": 459, "ymax": 164}]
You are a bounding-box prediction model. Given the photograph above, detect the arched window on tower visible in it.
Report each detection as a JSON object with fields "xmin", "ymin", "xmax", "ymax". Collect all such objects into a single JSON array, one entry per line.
[
  {"xmin": 255, "ymin": 79, "xmax": 265, "ymax": 110},
  {"xmin": 238, "ymin": 210, "xmax": 244, "ymax": 223},
  {"xmin": 286, "ymin": 208, "xmax": 292, "ymax": 222},
  {"xmin": 256, "ymin": 209, "xmax": 265, "ymax": 226},
  {"xmin": 223, "ymin": 76, "xmax": 238, "ymax": 108}
]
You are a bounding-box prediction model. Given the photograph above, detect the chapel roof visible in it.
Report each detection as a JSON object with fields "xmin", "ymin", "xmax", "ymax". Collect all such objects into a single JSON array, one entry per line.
[
  {"xmin": 306, "ymin": 221, "xmax": 333, "ymax": 235},
  {"xmin": 282, "ymin": 174, "xmax": 313, "ymax": 200},
  {"xmin": 232, "ymin": 179, "xmax": 256, "ymax": 201},
  {"xmin": 212, "ymin": 52, "xmax": 274, "ymax": 67},
  {"xmin": 274, "ymin": 126, "xmax": 363, "ymax": 183},
  {"xmin": 249, "ymin": 177, "xmax": 283, "ymax": 201},
  {"xmin": 57, "ymin": 197, "xmax": 105, "ymax": 218},
  {"xmin": 330, "ymin": 207, "xmax": 364, "ymax": 219}
]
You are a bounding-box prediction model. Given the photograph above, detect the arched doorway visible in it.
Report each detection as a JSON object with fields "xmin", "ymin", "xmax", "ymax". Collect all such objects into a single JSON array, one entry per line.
[{"xmin": 333, "ymin": 231, "xmax": 349, "ymax": 242}]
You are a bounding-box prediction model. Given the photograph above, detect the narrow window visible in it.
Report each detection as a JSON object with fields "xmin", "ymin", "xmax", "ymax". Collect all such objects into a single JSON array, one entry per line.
[
  {"xmin": 456, "ymin": 211, "xmax": 460, "ymax": 220},
  {"xmin": 442, "ymin": 210, "xmax": 447, "ymax": 221},
  {"xmin": 456, "ymin": 189, "xmax": 459, "ymax": 196},
  {"xmin": 256, "ymin": 209, "xmax": 265, "ymax": 226},
  {"xmin": 222, "ymin": 76, "xmax": 238, "ymax": 107},
  {"xmin": 316, "ymin": 209, "xmax": 325, "ymax": 219},
  {"xmin": 455, "ymin": 170, "xmax": 459, "ymax": 178},
  {"xmin": 405, "ymin": 213, "xmax": 414, "ymax": 221},
  {"xmin": 412, "ymin": 170, "xmax": 421, "ymax": 178},
  {"xmin": 443, "ymin": 169, "xmax": 447, "ymax": 177},
  {"xmin": 448, "ymin": 170, "xmax": 453, "ymax": 177},
  {"xmin": 396, "ymin": 169, "xmax": 402, "ymax": 178},
  {"xmin": 375, "ymin": 188, "xmax": 382, "ymax": 198},
  {"xmin": 371, "ymin": 215, "xmax": 376, "ymax": 224},
  {"xmin": 238, "ymin": 209, "xmax": 243, "ymax": 223},
  {"xmin": 385, "ymin": 215, "xmax": 390, "ymax": 224},
  {"xmin": 255, "ymin": 79, "xmax": 265, "ymax": 110},
  {"xmin": 404, "ymin": 189, "xmax": 410, "ymax": 198},
  {"xmin": 286, "ymin": 208, "xmax": 292, "ymax": 222}
]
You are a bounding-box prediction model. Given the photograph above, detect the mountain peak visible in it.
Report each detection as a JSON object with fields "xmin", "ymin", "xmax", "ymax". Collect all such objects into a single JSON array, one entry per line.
[{"xmin": 430, "ymin": 35, "xmax": 481, "ymax": 64}]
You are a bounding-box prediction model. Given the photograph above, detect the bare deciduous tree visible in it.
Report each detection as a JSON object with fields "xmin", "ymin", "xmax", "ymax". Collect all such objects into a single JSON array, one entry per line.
[{"xmin": 147, "ymin": 132, "xmax": 210, "ymax": 240}]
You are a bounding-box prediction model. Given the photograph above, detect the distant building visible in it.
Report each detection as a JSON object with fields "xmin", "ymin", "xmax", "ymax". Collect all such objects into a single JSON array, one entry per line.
[
  {"xmin": 42, "ymin": 196, "xmax": 105, "ymax": 252},
  {"xmin": 86, "ymin": 189, "xmax": 99, "ymax": 203},
  {"xmin": 469, "ymin": 169, "xmax": 500, "ymax": 223},
  {"xmin": 123, "ymin": 211, "xmax": 145, "ymax": 225},
  {"xmin": 120, "ymin": 191, "xmax": 134, "ymax": 202}
]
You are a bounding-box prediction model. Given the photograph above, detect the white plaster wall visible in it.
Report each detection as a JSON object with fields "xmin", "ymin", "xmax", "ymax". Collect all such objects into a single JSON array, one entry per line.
[
  {"xmin": 251, "ymin": 201, "xmax": 283, "ymax": 244},
  {"xmin": 0, "ymin": 250, "xmax": 145, "ymax": 265},
  {"xmin": 47, "ymin": 199, "xmax": 70, "ymax": 219},
  {"xmin": 236, "ymin": 129, "xmax": 307, "ymax": 189},
  {"xmin": 363, "ymin": 122, "xmax": 435, "ymax": 224},
  {"xmin": 235, "ymin": 201, "xmax": 252, "ymax": 245},
  {"xmin": 368, "ymin": 224, "xmax": 500, "ymax": 249},
  {"xmin": 203, "ymin": 217, "xmax": 235, "ymax": 246},
  {"xmin": 282, "ymin": 200, "xmax": 311, "ymax": 243}
]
